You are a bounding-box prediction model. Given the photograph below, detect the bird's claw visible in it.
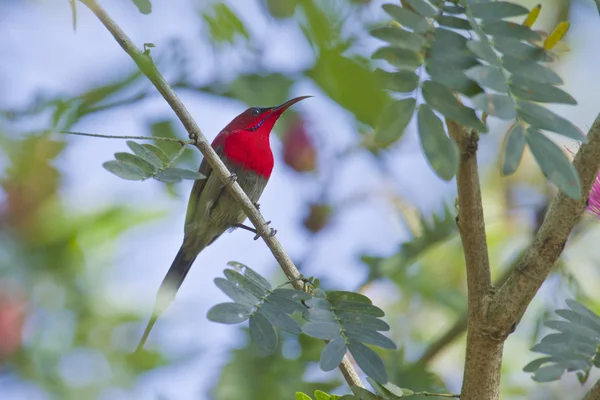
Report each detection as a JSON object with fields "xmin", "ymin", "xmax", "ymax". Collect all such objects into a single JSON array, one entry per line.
[
  {"xmin": 227, "ymin": 173, "xmax": 237, "ymax": 186},
  {"xmin": 253, "ymin": 221, "xmax": 276, "ymax": 240},
  {"xmin": 254, "ymin": 202, "xmax": 261, "ymax": 210}
]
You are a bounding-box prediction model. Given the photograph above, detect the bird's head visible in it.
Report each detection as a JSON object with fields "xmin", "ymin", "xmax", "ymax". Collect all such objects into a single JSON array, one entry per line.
[{"xmin": 225, "ymin": 96, "xmax": 312, "ymax": 136}]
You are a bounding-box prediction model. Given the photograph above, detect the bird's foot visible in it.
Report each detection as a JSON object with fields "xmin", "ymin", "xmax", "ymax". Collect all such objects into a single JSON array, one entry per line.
[
  {"xmin": 226, "ymin": 173, "xmax": 237, "ymax": 186},
  {"xmin": 253, "ymin": 221, "xmax": 276, "ymax": 240},
  {"xmin": 254, "ymin": 202, "xmax": 261, "ymax": 210}
]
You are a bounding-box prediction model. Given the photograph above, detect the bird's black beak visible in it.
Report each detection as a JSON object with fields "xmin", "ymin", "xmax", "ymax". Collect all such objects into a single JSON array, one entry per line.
[{"xmin": 271, "ymin": 95, "xmax": 312, "ymax": 113}]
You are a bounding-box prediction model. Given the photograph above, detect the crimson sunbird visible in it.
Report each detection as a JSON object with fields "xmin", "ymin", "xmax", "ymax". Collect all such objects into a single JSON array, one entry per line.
[{"xmin": 136, "ymin": 96, "xmax": 311, "ymax": 351}]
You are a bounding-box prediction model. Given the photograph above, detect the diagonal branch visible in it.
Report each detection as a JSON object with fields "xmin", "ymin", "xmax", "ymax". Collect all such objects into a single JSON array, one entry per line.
[
  {"xmin": 78, "ymin": 0, "xmax": 363, "ymax": 389},
  {"xmin": 583, "ymin": 378, "xmax": 600, "ymax": 400},
  {"xmin": 488, "ymin": 114, "xmax": 600, "ymax": 333}
]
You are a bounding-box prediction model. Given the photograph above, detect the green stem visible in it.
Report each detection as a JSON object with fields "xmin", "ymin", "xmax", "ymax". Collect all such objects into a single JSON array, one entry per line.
[
  {"xmin": 58, "ymin": 130, "xmax": 190, "ymax": 145},
  {"xmin": 414, "ymin": 392, "xmax": 460, "ymax": 398},
  {"xmin": 164, "ymin": 143, "xmax": 189, "ymax": 169}
]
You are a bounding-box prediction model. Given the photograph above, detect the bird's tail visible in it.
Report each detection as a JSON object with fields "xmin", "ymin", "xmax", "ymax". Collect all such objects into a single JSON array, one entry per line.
[{"xmin": 136, "ymin": 245, "xmax": 199, "ymax": 352}]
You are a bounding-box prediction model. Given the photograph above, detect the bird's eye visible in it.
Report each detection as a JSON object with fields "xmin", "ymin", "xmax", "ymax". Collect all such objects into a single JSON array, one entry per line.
[{"xmin": 251, "ymin": 107, "xmax": 261, "ymax": 115}]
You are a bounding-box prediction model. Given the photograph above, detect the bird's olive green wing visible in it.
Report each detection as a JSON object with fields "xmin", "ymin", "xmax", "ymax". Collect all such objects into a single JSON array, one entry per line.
[{"xmin": 184, "ymin": 143, "xmax": 224, "ymax": 227}]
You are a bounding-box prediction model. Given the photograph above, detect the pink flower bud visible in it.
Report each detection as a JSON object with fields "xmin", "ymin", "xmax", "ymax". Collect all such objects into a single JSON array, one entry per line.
[{"xmin": 282, "ymin": 117, "xmax": 317, "ymax": 173}]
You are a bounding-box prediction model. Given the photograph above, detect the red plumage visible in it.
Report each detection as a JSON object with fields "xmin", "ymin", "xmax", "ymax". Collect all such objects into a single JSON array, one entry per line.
[{"xmin": 136, "ymin": 96, "xmax": 311, "ymax": 352}]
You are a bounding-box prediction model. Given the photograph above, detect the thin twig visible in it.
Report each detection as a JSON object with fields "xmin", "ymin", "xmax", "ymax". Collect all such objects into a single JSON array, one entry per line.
[
  {"xmin": 414, "ymin": 392, "xmax": 460, "ymax": 398},
  {"xmin": 78, "ymin": 0, "xmax": 364, "ymax": 389},
  {"xmin": 59, "ymin": 130, "xmax": 190, "ymax": 145}
]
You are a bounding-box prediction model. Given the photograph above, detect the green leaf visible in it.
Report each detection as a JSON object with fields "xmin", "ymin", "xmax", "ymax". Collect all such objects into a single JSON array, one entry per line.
[
  {"xmin": 367, "ymin": 378, "xmax": 404, "ymax": 400},
  {"xmin": 131, "ymin": 0, "xmax": 152, "ymax": 14},
  {"xmin": 501, "ymin": 122, "xmax": 526, "ymax": 176},
  {"xmin": 525, "ymin": 128, "xmax": 581, "ymax": 200},
  {"xmin": 372, "ymin": 47, "xmax": 423, "ymax": 70},
  {"xmin": 320, "ymin": 337, "xmax": 348, "ymax": 371},
  {"xmin": 257, "ymin": 302, "xmax": 302, "ymax": 334},
  {"xmin": 202, "ymin": 3, "xmax": 249, "ymax": 44},
  {"xmin": 467, "ymin": 40, "xmax": 499, "ymax": 66},
  {"xmin": 470, "ymin": 1, "xmax": 529, "ymax": 19},
  {"xmin": 502, "ymin": 56, "xmax": 563, "ymax": 85},
  {"xmin": 509, "ymin": 76, "xmax": 576, "ymax": 104},
  {"xmin": 516, "ymin": 101, "xmax": 586, "ymax": 141},
  {"xmin": 302, "ymin": 322, "xmax": 342, "ymax": 340},
  {"xmin": 308, "ymin": 51, "xmax": 390, "ymax": 127},
  {"xmin": 142, "ymin": 143, "xmax": 170, "ymax": 165},
  {"xmin": 375, "ymin": 69, "xmax": 419, "ymax": 93},
  {"xmin": 465, "ymin": 65, "xmax": 508, "ymax": 92},
  {"xmin": 532, "ymin": 365, "xmax": 565, "ymax": 382},
  {"xmin": 214, "ymin": 277, "xmax": 260, "ymax": 307},
  {"xmin": 114, "ymin": 152, "xmax": 158, "ymax": 174},
  {"xmin": 328, "ymin": 291, "xmax": 372, "ymax": 304},
  {"xmin": 421, "ymin": 80, "xmax": 487, "ymax": 132},
  {"xmin": 271, "ymin": 288, "xmax": 312, "ymax": 301},
  {"xmin": 296, "ymin": 393, "xmax": 313, "ymax": 400},
  {"xmin": 305, "ymin": 297, "xmax": 333, "ymax": 310},
  {"xmin": 240, "ymin": 264, "xmax": 272, "ymax": 290},
  {"xmin": 428, "ymin": 28, "xmax": 478, "ymax": 69},
  {"xmin": 417, "ymin": 104, "xmax": 459, "ymax": 181},
  {"xmin": 223, "ymin": 269, "xmax": 269, "ymax": 299},
  {"xmin": 249, "ymin": 312, "xmax": 278, "ymax": 354},
  {"xmin": 126, "ymin": 140, "xmax": 164, "ymax": 170},
  {"xmin": 382, "ymin": 4, "xmax": 430, "ymax": 33},
  {"xmin": 374, "ymin": 98, "xmax": 416, "ymax": 148},
  {"xmin": 339, "ymin": 316, "xmax": 391, "ymax": 332},
  {"xmin": 404, "ymin": 0, "xmax": 436, "ymax": 17},
  {"xmin": 207, "ymin": 302, "xmax": 253, "ymax": 324},
  {"xmin": 566, "ymin": 300, "xmax": 600, "ymax": 331},
  {"xmin": 370, "ymin": 27, "xmax": 426, "ymax": 51},
  {"xmin": 266, "ymin": 295, "xmax": 307, "ymax": 314},
  {"xmin": 102, "ymin": 160, "xmax": 149, "ymax": 181},
  {"xmin": 438, "ymin": 16, "xmax": 471, "ymax": 30},
  {"xmin": 523, "ymin": 357, "xmax": 554, "ymax": 373},
  {"xmin": 154, "ymin": 168, "xmax": 205, "ymax": 183},
  {"xmin": 350, "ymin": 386, "xmax": 378, "ymax": 400},
  {"xmin": 472, "ymin": 93, "xmax": 516, "ymax": 120},
  {"xmin": 426, "ymin": 62, "xmax": 483, "ymax": 97},
  {"xmin": 482, "ymin": 20, "xmax": 541, "ymax": 42},
  {"xmin": 348, "ymin": 340, "xmax": 388, "ymax": 383},
  {"xmin": 493, "ymin": 37, "xmax": 551, "ymax": 61},
  {"xmin": 304, "ymin": 308, "xmax": 337, "ymax": 322},
  {"xmin": 315, "ymin": 390, "xmax": 331, "ymax": 400},
  {"xmin": 333, "ymin": 301, "xmax": 385, "ymax": 317},
  {"xmin": 345, "ymin": 327, "xmax": 397, "ymax": 350}
]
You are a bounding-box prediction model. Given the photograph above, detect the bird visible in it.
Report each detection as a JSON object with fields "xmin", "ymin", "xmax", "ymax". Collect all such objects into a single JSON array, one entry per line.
[{"xmin": 135, "ymin": 96, "xmax": 311, "ymax": 352}]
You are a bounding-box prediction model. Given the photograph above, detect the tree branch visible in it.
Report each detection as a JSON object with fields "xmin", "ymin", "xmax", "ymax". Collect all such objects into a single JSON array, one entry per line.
[
  {"xmin": 78, "ymin": 0, "xmax": 363, "ymax": 389},
  {"xmin": 488, "ymin": 114, "xmax": 600, "ymax": 334},
  {"xmin": 447, "ymin": 120, "xmax": 498, "ymax": 400},
  {"xmin": 583, "ymin": 378, "xmax": 600, "ymax": 400},
  {"xmin": 416, "ymin": 244, "xmax": 529, "ymax": 366}
]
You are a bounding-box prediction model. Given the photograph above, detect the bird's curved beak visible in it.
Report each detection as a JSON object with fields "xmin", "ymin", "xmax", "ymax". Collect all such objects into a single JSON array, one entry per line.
[
  {"xmin": 251, "ymin": 96, "xmax": 312, "ymax": 132},
  {"xmin": 271, "ymin": 95, "xmax": 312, "ymax": 113}
]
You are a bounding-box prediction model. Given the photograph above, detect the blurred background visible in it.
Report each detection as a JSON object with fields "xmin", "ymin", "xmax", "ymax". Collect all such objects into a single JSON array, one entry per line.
[{"xmin": 2, "ymin": 0, "xmax": 600, "ymax": 399}]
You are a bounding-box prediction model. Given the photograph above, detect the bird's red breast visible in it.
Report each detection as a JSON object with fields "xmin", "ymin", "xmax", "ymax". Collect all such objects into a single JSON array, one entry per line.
[{"xmin": 214, "ymin": 129, "xmax": 274, "ymax": 179}]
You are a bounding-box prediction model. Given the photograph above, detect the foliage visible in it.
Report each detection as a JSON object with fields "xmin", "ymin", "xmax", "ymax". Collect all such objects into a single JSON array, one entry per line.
[
  {"xmin": 524, "ymin": 299, "xmax": 600, "ymax": 383},
  {"xmin": 2, "ymin": 0, "xmax": 599, "ymax": 399},
  {"xmin": 102, "ymin": 140, "xmax": 204, "ymax": 183},
  {"xmin": 208, "ymin": 262, "xmax": 396, "ymax": 383},
  {"xmin": 372, "ymin": 0, "xmax": 582, "ymax": 198}
]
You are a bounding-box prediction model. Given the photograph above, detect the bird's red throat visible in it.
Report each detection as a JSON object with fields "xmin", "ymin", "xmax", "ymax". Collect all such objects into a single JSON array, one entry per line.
[{"xmin": 218, "ymin": 130, "xmax": 274, "ymax": 179}]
